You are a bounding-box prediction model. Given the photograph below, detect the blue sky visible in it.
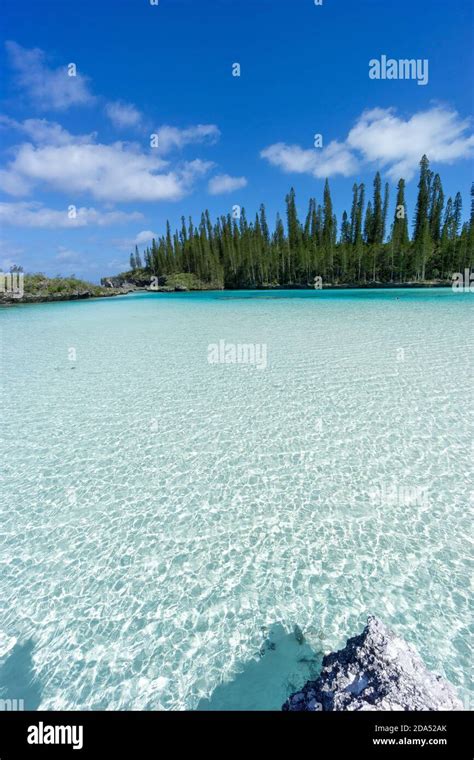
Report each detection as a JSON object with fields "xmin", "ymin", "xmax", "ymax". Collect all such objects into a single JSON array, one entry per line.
[{"xmin": 0, "ymin": 0, "xmax": 473, "ymax": 281}]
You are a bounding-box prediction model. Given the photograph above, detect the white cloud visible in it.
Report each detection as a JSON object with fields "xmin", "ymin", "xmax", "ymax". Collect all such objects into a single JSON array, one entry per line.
[
  {"xmin": 0, "ymin": 115, "xmax": 96, "ymax": 145},
  {"xmin": 208, "ymin": 173, "xmax": 248, "ymax": 195},
  {"xmin": 0, "ymin": 168, "xmax": 31, "ymax": 196},
  {"xmin": 113, "ymin": 229, "xmax": 159, "ymax": 251},
  {"xmin": 156, "ymin": 124, "xmax": 220, "ymax": 153},
  {"xmin": 0, "ymin": 96, "xmax": 220, "ymax": 205},
  {"xmin": 134, "ymin": 230, "xmax": 158, "ymax": 244},
  {"xmin": 179, "ymin": 158, "xmax": 215, "ymax": 183},
  {"xmin": 105, "ymin": 101, "xmax": 142, "ymax": 129},
  {"xmin": 5, "ymin": 41, "xmax": 95, "ymax": 110},
  {"xmin": 347, "ymin": 107, "xmax": 474, "ymax": 180},
  {"xmin": 260, "ymin": 141, "xmax": 358, "ymax": 178},
  {"xmin": 0, "ymin": 140, "xmax": 215, "ymax": 202},
  {"xmin": 0, "ymin": 201, "xmax": 143, "ymax": 229},
  {"xmin": 261, "ymin": 106, "xmax": 474, "ymax": 181}
]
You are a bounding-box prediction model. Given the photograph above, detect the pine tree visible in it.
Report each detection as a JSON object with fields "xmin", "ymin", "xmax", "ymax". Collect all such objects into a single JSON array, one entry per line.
[
  {"xmin": 371, "ymin": 172, "xmax": 384, "ymax": 245},
  {"xmin": 382, "ymin": 182, "xmax": 390, "ymax": 241},
  {"xmin": 322, "ymin": 179, "xmax": 335, "ymax": 276},
  {"xmin": 259, "ymin": 203, "xmax": 270, "ymax": 281},
  {"xmin": 429, "ymin": 174, "xmax": 444, "ymax": 242},
  {"xmin": 285, "ymin": 188, "xmax": 301, "ymax": 282},
  {"xmin": 363, "ymin": 201, "xmax": 373, "ymax": 280},
  {"xmin": 419, "ymin": 219, "xmax": 432, "ymax": 280},
  {"xmin": 129, "ymin": 158, "xmax": 466, "ymax": 288},
  {"xmin": 413, "ymin": 155, "xmax": 433, "ymax": 279},
  {"xmin": 414, "ymin": 155, "xmax": 432, "ymax": 245},
  {"xmin": 440, "ymin": 197, "xmax": 453, "ymax": 277},
  {"xmin": 340, "ymin": 211, "xmax": 351, "ymax": 280},
  {"xmin": 350, "ymin": 183, "xmax": 359, "ymax": 244},
  {"xmin": 364, "ymin": 201, "xmax": 373, "ymax": 243},
  {"xmin": 273, "ymin": 212, "xmax": 287, "ymax": 283},
  {"xmin": 355, "ymin": 183, "xmax": 365, "ymax": 280},
  {"xmin": 134, "ymin": 245, "xmax": 142, "ymax": 270},
  {"xmin": 453, "ymin": 192, "xmax": 463, "ymax": 238},
  {"xmin": 451, "ymin": 192, "xmax": 463, "ymax": 272},
  {"xmin": 391, "ymin": 179, "xmax": 409, "ymax": 281}
]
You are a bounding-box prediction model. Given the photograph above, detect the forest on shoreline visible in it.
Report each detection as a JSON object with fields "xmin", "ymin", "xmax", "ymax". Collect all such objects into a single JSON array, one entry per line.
[{"xmin": 121, "ymin": 155, "xmax": 473, "ymax": 289}]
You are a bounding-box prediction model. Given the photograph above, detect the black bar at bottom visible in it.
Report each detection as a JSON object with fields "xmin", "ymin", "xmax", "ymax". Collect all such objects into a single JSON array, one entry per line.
[{"xmin": 0, "ymin": 710, "xmax": 471, "ymax": 757}]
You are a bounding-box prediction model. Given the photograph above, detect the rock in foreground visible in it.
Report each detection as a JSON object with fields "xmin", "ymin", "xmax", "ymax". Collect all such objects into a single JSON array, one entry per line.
[{"xmin": 283, "ymin": 616, "xmax": 462, "ymax": 711}]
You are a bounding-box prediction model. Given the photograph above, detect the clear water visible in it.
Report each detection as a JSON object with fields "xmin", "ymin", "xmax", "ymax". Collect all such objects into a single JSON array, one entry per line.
[{"xmin": 0, "ymin": 288, "xmax": 472, "ymax": 710}]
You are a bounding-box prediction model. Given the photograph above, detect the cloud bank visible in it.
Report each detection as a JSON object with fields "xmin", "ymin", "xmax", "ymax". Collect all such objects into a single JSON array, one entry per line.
[
  {"xmin": 5, "ymin": 41, "xmax": 95, "ymax": 111},
  {"xmin": 105, "ymin": 101, "xmax": 143, "ymax": 129},
  {"xmin": 208, "ymin": 174, "xmax": 248, "ymax": 195},
  {"xmin": 261, "ymin": 106, "xmax": 474, "ymax": 181},
  {"xmin": 156, "ymin": 124, "xmax": 221, "ymax": 153},
  {"xmin": 0, "ymin": 202, "xmax": 143, "ymax": 228},
  {"xmin": 0, "ymin": 121, "xmax": 215, "ymax": 203}
]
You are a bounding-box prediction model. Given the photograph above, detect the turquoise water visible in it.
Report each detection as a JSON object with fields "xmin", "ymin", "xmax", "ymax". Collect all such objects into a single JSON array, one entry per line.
[{"xmin": 0, "ymin": 288, "xmax": 472, "ymax": 710}]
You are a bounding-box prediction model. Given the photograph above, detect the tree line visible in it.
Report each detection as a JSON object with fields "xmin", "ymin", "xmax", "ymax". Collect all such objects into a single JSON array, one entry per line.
[{"xmin": 128, "ymin": 156, "xmax": 473, "ymax": 287}]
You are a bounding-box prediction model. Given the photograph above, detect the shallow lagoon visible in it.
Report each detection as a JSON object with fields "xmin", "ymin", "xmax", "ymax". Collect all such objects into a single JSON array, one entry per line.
[{"xmin": 0, "ymin": 288, "xmax": 472, "ymax": 709}]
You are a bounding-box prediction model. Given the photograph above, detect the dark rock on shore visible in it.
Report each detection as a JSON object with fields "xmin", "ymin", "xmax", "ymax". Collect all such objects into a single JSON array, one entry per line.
[
  {"xmin": 0, "ymin": 289, "xmax": 126, "ymax": 305},
  {"xmin": 101, "ymin": 276, "xmax": 187, "ymax": 292},
  {"xmin": 283, "ymin": 616, "xmax": 463, "ymax": 711},
  {"xmin": 101, "ymin": 273, "xmax": 222, "ymax": 291},
  {"xmin": 101, "ymin": 275, "xmax": 146, "ymax": 289}
]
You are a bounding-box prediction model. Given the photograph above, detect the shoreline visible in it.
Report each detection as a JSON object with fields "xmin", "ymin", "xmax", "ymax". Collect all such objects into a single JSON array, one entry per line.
[
  {"xmin": 0, "ymin": 281, "xmax": 456, "ymax": 306},
  {"xmin": 0, "ymin": 289, "xmax": 126, "ymax": 307}
]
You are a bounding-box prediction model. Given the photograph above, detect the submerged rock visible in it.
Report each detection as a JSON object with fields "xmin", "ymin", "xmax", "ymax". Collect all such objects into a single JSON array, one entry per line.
[
  {"xmin": 283, "ymin": 616, "xmax": 462, "ymax": 711},
  {"xmin": 293, "ymin": 625, "xmax": 305, "ymax": 645}
]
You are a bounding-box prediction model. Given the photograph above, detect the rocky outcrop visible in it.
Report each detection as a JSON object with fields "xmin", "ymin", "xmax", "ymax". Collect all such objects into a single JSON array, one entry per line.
[
  {"xmin": 0, "ymin": 289, "xmax": 126, "ymax": 305},
  {"xmin": 101, "ymin": 276, "xmax": 190, "ymax": 292},
  {"xmin": 101, "ymin": 276, "xmax": 145, "ymax": 289},
  {"xmin": 283, "ymin": 616, "xmax": 463, "ymax": 711}
]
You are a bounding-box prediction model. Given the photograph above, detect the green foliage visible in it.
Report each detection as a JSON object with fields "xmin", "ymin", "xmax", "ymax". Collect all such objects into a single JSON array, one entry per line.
[
  {"xmin": 163, "ymin": 273, "xmax": 214, "ymax": 290},
  {"xmin": 121, "ymin": 157, "xmax": 469, "ymax": 287},
  {"xmin": 23, "ymin": 274, "xmax": 107, "ymax": 297}
]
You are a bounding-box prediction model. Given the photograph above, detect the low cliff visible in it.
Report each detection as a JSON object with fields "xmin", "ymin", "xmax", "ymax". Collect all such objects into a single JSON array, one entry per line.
[{"xmin": 0, "ymin": 274, "xmax": 127, "ymax": 305}]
